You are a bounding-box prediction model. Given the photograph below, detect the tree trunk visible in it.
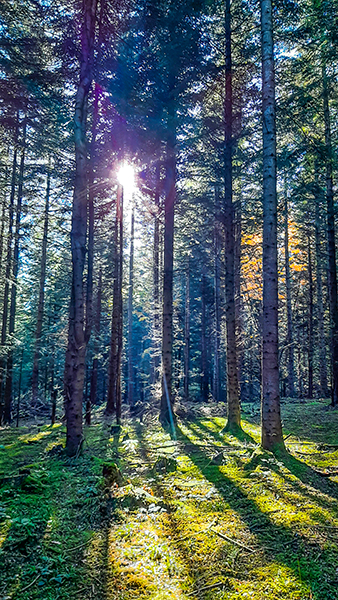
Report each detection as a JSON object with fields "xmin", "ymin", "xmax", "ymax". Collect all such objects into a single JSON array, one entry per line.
[
  {"xmin": 64, "ymin": 0, "xmax": 97, "ymax": 456},
  {"xmin": 127, "ymin": 205, "xmax": 134, "ymax": 407},
  {"xmin": 314, "ymin": 172, "xmax": 328, "ymax": 397},
  {"xmin": 322, "ymin": 65, "xmax": 338, "ymax": 407},
  {"xmin": 184, "ymin": 256, "xmax": 190, "ymax": 400},
  {"xmin": 307, "ymin": 236, "xmax": 314, "ymax": 398},
  {"xmin": 152, "ymin": 162, "xmax": 161, "ymax": 386},
  {"xmin": 201, "ymin": 273, "xmax": 209, "ymax": 402},
  {"xmin": 87, "ymin": 266, "xmax": 102, "ymax": 424},
  {"xmin": 224, "ymin": 0, "xmax": 240, "ymax": 431},
  {"xmin": 160, "ymin": 127, "xmax": 176, "ymax": 426},
  {"xmin": 0, "ymin": 125, "xmax": 18, "ymax": 423},
  {"xmin": 32, "ymin": 160, "xmax": 51, "ymax": 405},
  {"xmin": 3, "ymin": 122, "xmax": 26, "ymax": 424},
  {"xmin": 213, "ymin": 186, "xmax": 222, "ymax": 403},
  {"xmin": 106, "ymin": 185, "xmax": 123, "ymax": 420},
  {"xmin": 284, "ymin": 177, "xmax": 296, "ymax": 397},
  {"xmin": 260, "ymin": 0, "xmax": 284, "ymax": 451}
]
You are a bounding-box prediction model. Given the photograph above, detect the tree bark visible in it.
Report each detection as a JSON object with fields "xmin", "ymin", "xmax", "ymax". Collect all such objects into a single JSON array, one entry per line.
[
  {"xmin": 260, "ymin": 0, "xmax": 284, "ymax": 450},
  {"xmin": 3, "ymin": 121, "xmax": 26, "ymax": 424},
  {"xmin": 86, "ymin": 266, "xmax": 102, "ymax": 424},
  {"xmin": 314, "ymin": 172, "xmax": 328, "ymax": 397},
  {"xmin": 106, "ymin": 185, "xmax": 123, "ymax": 421},
  {"xmin": 127, "ymin": 204, "xmax": 135, "ymax": 407},
  {"xmin": 322, "ymin": 65, "xmax": 338, "ymax": 407},
  {"xmin": 201, "ymin": 273, "xmax": 209, "ymax": 402},
  {"xmin": 32, "ymin": 160, "xmax": 51, "ymax": 405},
  {"xmin": 284, "ymin": 177, "xmax": 296, "ymax": 397},
  {"xmin": 184, "ymin": 255, "xmax": 190, "ymax": 400},
  {"xmin": 213, "ymin": 186, "xmax": 222, "ymax": 403},
  {"xmin": 64, "ymin": 0, "xmax": 97, "ymax": 456},
  {"xmin": 308, "ymin": 236, "xmax": 314, "ymax": 398},
  {"xmin": 160, "ymin": 127, "xmax": 176, "ymax": 426},
  {"xmin": 152, "ymin": 162, "xmax": 161, "ymax": 386},
  {"xmin": 224, "ymin": 0, "xmax": 240, "ymax": 431},
  {"xmin": 0, "ymin": 125, "xmax": 18, "ymax": 423}
]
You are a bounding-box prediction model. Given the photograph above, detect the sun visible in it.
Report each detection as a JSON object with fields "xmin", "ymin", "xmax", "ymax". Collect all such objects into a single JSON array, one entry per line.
[{"xmin": 117, "ymin": 163, "xmax": 135, "ymax": 193}]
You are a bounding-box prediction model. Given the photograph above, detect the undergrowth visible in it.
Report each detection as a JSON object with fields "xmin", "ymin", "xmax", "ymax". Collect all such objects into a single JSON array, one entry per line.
[{"xmin": 0, "ymin": 398, "xmax": 337, "ymax": 599}]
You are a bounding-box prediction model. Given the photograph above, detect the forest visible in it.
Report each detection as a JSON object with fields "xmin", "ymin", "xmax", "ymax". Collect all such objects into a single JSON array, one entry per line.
[{"xmin": 1, "ymin": 0, "xmax": 338, "ymax": 598}]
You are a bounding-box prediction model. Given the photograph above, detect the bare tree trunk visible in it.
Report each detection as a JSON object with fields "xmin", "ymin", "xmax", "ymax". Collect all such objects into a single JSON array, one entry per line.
[
  {"xmin": 32, "ymin": 160, "xmax": 51, "ymax": 405},
  {"xmin": 0, "ymin": 161, "xmax": 9, "ymax": 287},
  {"xmin": 224, "ymin": 0, "xmax": 240, "ymax": 431},
  {"xmin": 116, "ymin": 194, "xmax": 123, "ymax": 424},
  {"xmin": 86, "ymin": 266, "xmax": 102, "ymax": 424},
  {"xmin": 152, "ymin": 163, "xmax": 161, "ymax": 386},
  {"xmin": 307, "ymin": 236, "xmax": 314, "ymax": 398},
  {"xmin": 3, "ymin": 122, "xmax": 26, "ymax": 424},
  {"xmin": 0, "ymin": 125, "xmax": 18, "ymax": 423},
  {"xmin": 160, "ymin": 127, "xmax": 176, "ymax": 425},
  {"xmin": 106, "ymin": 185, "xmax": 123, "ymax": 417},
  {"xmin": 314, "ymin": 173, "xmax": 328, "ymax": 397},
  {"xmin": 284, "ymin": 178, "xmax": 296, "ymax": 397},
  {"xmin": 184, "ymin": 256, "xmax": 190, "ymax": 400},
  {"xmin": 200, "ymin": 273, "xmax": 209, "ymax": 402},
  {"xmin": 213, "ymin": 187, "xmax": 222, "ymax": 403},
  {"xmin": 16, "ymin": 346, "xmax": 24, "ymax": 428},
  {"xmin": 127, "ymin": 204, "xmax": 135, "ymax": 407},
  {"xmin": 64, "ymin": 0, "xmax": 97, "ymax": 456},
  {"xmin": 260, "ymin": 0, "xmax": 284, "ymax": 451},
  {"xmin": 322, "ymin": 66, "xmax": 338, "ymax": 407}
]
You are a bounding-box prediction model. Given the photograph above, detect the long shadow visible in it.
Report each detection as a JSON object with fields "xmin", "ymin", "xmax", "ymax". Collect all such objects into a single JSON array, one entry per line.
[
  {"xmin": 192, "ymin": 418, "xmax": 258, "ymax": 447},
  {"xmin": 174, "ymin": 421, "xmax": 338, "ymax": 600},
  {"xmin": 192, "ymin": 417, "xmax": 338, "ymax": 514}
]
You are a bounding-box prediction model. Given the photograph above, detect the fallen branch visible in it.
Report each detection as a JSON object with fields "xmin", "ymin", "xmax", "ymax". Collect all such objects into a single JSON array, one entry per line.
[
  {"xmin": 210, "ymin": 528, "xmax": 254, "ymax": 552},
  {"xmin": 187, "ymin": 581, "xmax": 226, "ymax": 596}
]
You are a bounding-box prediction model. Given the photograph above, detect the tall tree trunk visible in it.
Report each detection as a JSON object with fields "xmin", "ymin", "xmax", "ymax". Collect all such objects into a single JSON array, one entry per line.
[
  {"xmin": 0, "ymin": 161, "xmax": 9, "ymax": 287},
  {"xmin": 86, "ymin": 266, "xmax": 102, "ymax": 424},
  {"xmin": 32, "ymin": 160, "xmax": 51, "ymax": 405},
  {"xmin": 184, "ymin": 256, "xmax": 190, "ymax": 400},
  {"xmin": 308, "ymin": 236, "xmax": 314, "ymax": 398},
  {"xmin": 260, "ymin": 0, "xmax": 284, "ymax": 450},
  {"xmin": 127, "ymin": 205, "xmax": 135, "ymax": 407},
  {"xmin": 284, "ymin": 177, "xmax": 296, "ymax": 397},
  {"xmin": 64, "ymin": 0, "xmax": 97, "ymax": 456},
  {"xmin": 314, "ymin": 172, "xmax": 328, "ymax": 397},
  {"xmin": 3, "ymin": 121, "xmax": 26, "ymax": 424},
  {"xmin": 201, "ymin": 273, "xmax": 209, "ymax": 402},
  {"xmin": 160, "ymin": 127, "xmax": 176, "ymax": 426},
  {"xmin": 224, "ymin": 0, "xmax": 240, "ymax": 431},
  {"xmin": 213, "ymin": 186, "xmax": 222, "ymax": 403},
  {"xmin": 106, "ymin": 185, "xmax": 123, "ymax": 420},
  {"xmin": 152, "ymin": 162, "xmax": 161, "ymax": 386},
  {"xmin": 322, "ymin": 65, "xmax": 338, "ymax": 407},
  {"xmin": 0, "ymin": 125, "xmax": 18, "ymax": 423}
]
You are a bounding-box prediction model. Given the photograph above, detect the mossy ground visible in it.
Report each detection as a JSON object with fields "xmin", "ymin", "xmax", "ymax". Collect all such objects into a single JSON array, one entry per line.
[{"xmin": 1, "ymin": 398, "xmax": 338, "ymax": 599}]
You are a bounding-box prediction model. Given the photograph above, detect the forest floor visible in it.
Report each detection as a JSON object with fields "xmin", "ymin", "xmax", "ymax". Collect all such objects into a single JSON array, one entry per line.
[{"xmin": 1, "ymin": 399, "xmax": 338, "ymax": 600}]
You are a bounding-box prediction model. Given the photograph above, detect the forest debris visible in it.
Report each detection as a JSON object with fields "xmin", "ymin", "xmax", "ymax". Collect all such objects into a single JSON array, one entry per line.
[
  {"xmin": 153, "ymin": 455, "xmax": 178, "ymax": 473},
  {"xmin": 102, "ymin": 462, "xmax": 123, "ymax": 486},
  {"xmin": 210, "ymin": 528, "xmax": 254, "ymax": 552},
  {"xmin": 186, "ymin": 580, "xmax": 228, "ymax": 597}
]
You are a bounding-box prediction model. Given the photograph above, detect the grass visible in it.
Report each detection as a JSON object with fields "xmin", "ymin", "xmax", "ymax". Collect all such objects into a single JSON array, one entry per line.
[{"xmin": 0, "ymin": 398, "xmax": 338, "ymax": 599}]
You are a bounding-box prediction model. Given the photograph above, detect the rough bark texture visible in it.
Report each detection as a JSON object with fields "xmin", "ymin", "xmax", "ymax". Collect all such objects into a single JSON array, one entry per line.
[
  {"xmin": 322, "ymin": 66, "xmax": 338, "ymax": 407},
  {"xmin": 224, "ymin": 0, "xmax": 240, "ymax": 431},
  {"xmin": 106, "ymin": 186, "xmax": 123, "ymax": 418},
  {"xmin": 152, "ymin": 163, "xmax": 161, "ymax": 386},
  {"xmin": 32, "ymin": 162, "xmax": 50, "ymax": 405},
  {"xmin": 0, "ymin": 128, "xmax": 18, "ymax": 423},
  {"xmin": 64, "ymin": 0, "xmax": 97, "ymax": 456},
  {"xmin": 213, "ymin": 187, "xmax": 222, "ymax": 403},
  {"xmin": 284, "ymin": 181, "xmax": 296, "ymax": 397},
  {"xmin": 201, "ymin": 274, "xmax": 209, "ymax": 402},
  {"xmin": 308, "ymin": 236, "xmax": 314, "ymax": 398},
  {"xmin": 260, "ymin": 0, "xmax": 284, "ymax": 451},
  {"xmin": 184, "ymin": 256, "xmax": 190, "ymax": 400},
  {"xmin": 160, "ymin": 129, "xmax": 176, "ymax": 425},
  {"xmin": 127, "ymin": 205, "xmax": 135, "ymax": 407},
  {"xmin": 3, "ymin": 124, "xmax": 25, "ymax": 424},
  {"xmin": 314, "ymin": 175, "xmax": 329, "ymax": 397},
  {"xmin": 87, "ymin": 267, "xmax": 102, "ymax": 424}
]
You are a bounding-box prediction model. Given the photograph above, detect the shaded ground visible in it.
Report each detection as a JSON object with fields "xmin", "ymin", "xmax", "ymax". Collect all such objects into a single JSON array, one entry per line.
[{"xmin": 1, "ymin": 399, "xmax": 338, "ymax": 599}]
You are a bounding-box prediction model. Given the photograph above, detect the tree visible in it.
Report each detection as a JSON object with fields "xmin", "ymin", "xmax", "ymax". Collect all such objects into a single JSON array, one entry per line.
[{"xmin": 260, "ymin": 0, "xmax": 284, "ymax": 451}]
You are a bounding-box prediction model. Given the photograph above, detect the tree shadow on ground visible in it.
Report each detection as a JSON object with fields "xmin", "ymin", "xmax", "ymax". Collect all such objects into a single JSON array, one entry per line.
[{"xmin": 173, "ymin": 421, "xmax": 338, "ymax": 600}]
